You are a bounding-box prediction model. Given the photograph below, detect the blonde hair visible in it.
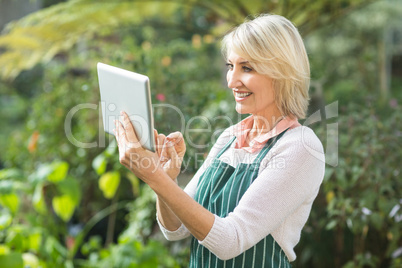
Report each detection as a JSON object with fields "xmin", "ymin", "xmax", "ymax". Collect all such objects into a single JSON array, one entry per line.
[{"xmin": 222, "ymin": 14, "xmax": 310, "ymax": 119}]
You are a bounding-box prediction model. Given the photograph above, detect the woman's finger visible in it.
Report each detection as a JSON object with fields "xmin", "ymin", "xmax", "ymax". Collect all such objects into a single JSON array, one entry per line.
[
  {"xmin": 175, "ymin": 137, "xmax": 186, "ymax": 157},
  {"xmin": 115, "ymin": 120, "xmax": 129, "ymax": 154},
  {"xmin": 156, "ymin": 133, "xmax": 166, "ymax": 157},
  {"xmin": 120, "ymin": 111, "xmax": 143, "ymax": 149},
  {"xmin": 120, "ymin": 111, "xmax": 139, "ymax": 144},
  {"xmin": 114, "ymin": 121, "xmax": 124, "ymax": 144},
  {"xmin": 154, "ymin": 129, "xmax": 158, "ymax": 150},
  {"xmin": 166, "ymin": 132, "xmax": 182, "ymax": 142},
  {"xmin": 166, "ymin": 141, "xmax": 181, "ymax": 171},
  {"xmin": 160, "ymin": 140, "xmax": 169, "ymax": 162},
  {"xmin": 167, "ymin": 132, "xmax": 186, "ymax": 157},
  {"xmin": 154, "ymin": 129, "xmax": 162, "ymax": 156}
]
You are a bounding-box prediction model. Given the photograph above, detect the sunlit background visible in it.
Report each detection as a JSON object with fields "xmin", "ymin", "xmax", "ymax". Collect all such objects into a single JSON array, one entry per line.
[{"xmin": 0, "ymin": 0, "xmax": 401, "ymax": 267}]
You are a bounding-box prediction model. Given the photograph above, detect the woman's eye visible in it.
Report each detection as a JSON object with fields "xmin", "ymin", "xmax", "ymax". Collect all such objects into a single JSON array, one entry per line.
[
  {"xmin": 242, "ymin": 66, "xmax": 252, "ymax": 72},
  {"xmin": 225, "ymin": 63, "xmax": 233, "ymax": 70}
]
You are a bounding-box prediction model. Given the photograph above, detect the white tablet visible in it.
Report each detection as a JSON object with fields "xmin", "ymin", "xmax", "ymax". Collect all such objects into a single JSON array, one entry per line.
[{"xmin": 97, "ymin": 62, "xmax": 155, "ymax": 152}]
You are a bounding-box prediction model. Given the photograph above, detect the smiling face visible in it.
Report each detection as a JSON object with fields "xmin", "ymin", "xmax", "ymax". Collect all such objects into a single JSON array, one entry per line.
[{"xmin": 226, "ymin": 51, "xmax": 281, "ymax": 118}]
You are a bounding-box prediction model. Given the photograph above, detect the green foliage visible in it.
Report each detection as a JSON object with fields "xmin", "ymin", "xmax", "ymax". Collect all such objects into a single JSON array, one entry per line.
[
  {"xmin": 294, "ymin": 85, "xmax": 402, "ymax": 268},
  {"xmin": 119, "ymin": 186, "xmax": 156, "ymax": 243},
  {"xmin": 0, "ymin": 0, "xmax": 401, "ymax": 267},
  {"xmin": 306, "ymin": 0, "xmax": 402, "ymax": 102},
  {"xmin": 0, "ymin": 9, "xmax": 226, "ymax": 266},
  {"xmin": 0, "ymin": 0, "xmax": 376, "ymax": 80},
  {"xmin": 0, "ymin": 251, "xmax": 23, "ymax": 268},
  {"xmin": 75, "ymin": 186, "xmax": 180, "ymax": 267},
  {"xmin": 47, "ymin": 161, "xmax": 69, "ymax": 183},
  {"xmin": 79, "ymin": 239, "xmax": 179, "ymax": 268},
  {"xmin": 52, "ymin": 194, "xmax": 76, "ymax": 222},
  {"xmin": 294, "ymin": 3, "xmax": 402, "ymax": 264},
  {"xmin": 0, "ymin": 193, "xmax": 19, "ymax": 214},
  {"xmin": 99, "ymin": 171, "xmax": 120, "ymax": 200}
]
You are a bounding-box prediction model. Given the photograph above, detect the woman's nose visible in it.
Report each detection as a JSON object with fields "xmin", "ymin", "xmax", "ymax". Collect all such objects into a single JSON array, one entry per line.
[{"xmin": 227, "ymin": 70, "xmax": 242, "ymax": 89}]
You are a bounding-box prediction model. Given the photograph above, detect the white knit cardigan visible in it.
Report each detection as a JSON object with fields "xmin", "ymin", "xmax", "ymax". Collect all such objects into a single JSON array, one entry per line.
[{"xmin": 157, "ymin": 125, "xmax": 325, "ymax": 261}]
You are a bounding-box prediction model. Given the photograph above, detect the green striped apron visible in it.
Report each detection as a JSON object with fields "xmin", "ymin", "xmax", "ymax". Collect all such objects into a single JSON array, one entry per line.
[{"xmin": 190, "ymin": 131, "xmax": 291, "ymax": 268}]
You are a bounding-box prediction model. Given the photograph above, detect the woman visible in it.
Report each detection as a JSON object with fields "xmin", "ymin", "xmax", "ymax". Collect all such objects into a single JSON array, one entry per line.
[{"xmin": 114, "ymin": 14, "xmax": 325, "ymax": 267}]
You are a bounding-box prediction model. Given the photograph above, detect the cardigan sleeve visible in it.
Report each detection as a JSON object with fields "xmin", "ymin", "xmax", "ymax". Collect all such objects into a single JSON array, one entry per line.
[{"xmin": 198, "ymin": 127, "xmax": 325, "ymax": 261}]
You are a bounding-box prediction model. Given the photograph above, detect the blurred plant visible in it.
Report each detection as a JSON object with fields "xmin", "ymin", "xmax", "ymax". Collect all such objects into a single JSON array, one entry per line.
[
  {"xmin": 306, "ymin": 0, "xmax": 402, "ymax": 104},
  {"xmin": 295, "ymin": 98, "xmax": 402, "ymax": 268},
  {"xmin": 0, "ymin": 0, "xmax": 401, "ymax": 267},
  {"xmin": 0, "ymin": 0, "xmax": 378, "ymax": 80},
  {"xmin": 77, "ymin": 238, "xmax": 179, "ymax": 268},
  {"xmin": 74, "ymin": 185, "xmax": 181, "ymax": 268},
  {"xmin": 0, "ymin": 11, "xmax": 230, "ymax": 266}
]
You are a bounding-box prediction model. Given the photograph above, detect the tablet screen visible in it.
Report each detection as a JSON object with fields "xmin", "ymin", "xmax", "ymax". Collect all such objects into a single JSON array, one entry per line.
[{"xmin": 97, "ymin": 63, "xmax": 155, "ymax": 152}]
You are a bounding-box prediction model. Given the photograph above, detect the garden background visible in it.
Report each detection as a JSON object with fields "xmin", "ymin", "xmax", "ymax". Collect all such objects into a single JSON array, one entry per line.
[{"xmin": 0, "ymin": 0, "xmax": 401, "ymax": 267}]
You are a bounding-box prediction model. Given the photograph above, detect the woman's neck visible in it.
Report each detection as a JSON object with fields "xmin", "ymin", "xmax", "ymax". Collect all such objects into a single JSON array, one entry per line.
[{"xmin": 250, "ymin": 107, "xmax": 284, "ymax": 136}]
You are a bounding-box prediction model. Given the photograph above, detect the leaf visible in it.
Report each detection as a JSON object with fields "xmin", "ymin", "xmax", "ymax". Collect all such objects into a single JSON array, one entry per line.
[
  {"xmin": 325, "ymin": 219, "xmax": 337, "ymax": 230},
  {"xmin": 104, "ymin": 140, "xmax": 117, "ymax": 157},
  {"xmin": 0, "ymin": 244, "xmax": 11, "ymax": 255},
  {"xmin": 56, "ymin": 177, "xmax": 81, "ymax": 205},
  {"xmin": 0, "ymin": 193, "xmax": 20, "ymax": 214},
  {"xmin": 0, "ymin": 169, "xmax": 23, "ymax": 181},
  {"xmin": 44, "ymin": 236, "xmax": 68, "ymax": 258},
  {"xmin": 0, "ymin": 252, "xmax": 23, "ymax": 268},
  {"xmin": 92, "ymin": 154, "xmax": 107, "ymax": 175},
  {"xmin": 32, "ymin": 184, "xmax": 47, "ymax": 214},
  {"xmin": 0, "ymin": 0, "xmax": 374, "ymax": 80},
  {"xmin": 0, "ymin": 213, "xmax": 13, "ymax": 230},
  {"xmin": 27, "ymin": 231, "xmax": 42, "ymax": 253},
  {"xmin": 99, "ymin": 171, "xmax": 120, "ymax": 199},
  {"xmin": 5, "ymin": 226, "xmax": 25, "ymax": 250},
  {"xmin": 22, "ymin": 253, "xmax": 39, "ymax": 268},
  {"xmin": 47, "ymin": 161, "xmax": 69, "ymax": 183},
  {"xmin": 52, "ymin": 195, "xmax": 76, "ymax": 222},
  {"xmin": 326, "ymin": 191, "xmax": 335, "ymax": 204},
  {"xmin": 126, "ymin": 172, "xmax": 140, "ymax": 196},
  {"xmin": 0, "ymin": 180, "xmax": 14, "ymax": 195},
  {"xmin": 370, "ymin": 212, "xmax": 383, "ymax": 230},
  {"xmin": 29, "ymin": 164, "xmax": 52, "ymax": 184}
]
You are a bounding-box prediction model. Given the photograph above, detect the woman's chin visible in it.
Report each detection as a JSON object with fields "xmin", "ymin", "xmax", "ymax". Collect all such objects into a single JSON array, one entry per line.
[{"xmin": 235, "ymin": 105, "xmax": 250, "ymax": 115}]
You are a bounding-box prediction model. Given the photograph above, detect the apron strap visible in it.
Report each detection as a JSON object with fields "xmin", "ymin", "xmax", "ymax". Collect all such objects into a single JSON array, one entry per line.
[
  {"xmin": 253, "ymin": 129, "xmax": 289, "ymax": 164},
  {"xmin": 215, "ymin": 136, "xmax": 236, "ymax": 159}
]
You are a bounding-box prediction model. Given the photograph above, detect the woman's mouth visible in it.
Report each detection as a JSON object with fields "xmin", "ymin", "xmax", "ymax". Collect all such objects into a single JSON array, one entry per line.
[{"xmin": 234, "ymin": 91, "xmax": 252, "ymax": 101}]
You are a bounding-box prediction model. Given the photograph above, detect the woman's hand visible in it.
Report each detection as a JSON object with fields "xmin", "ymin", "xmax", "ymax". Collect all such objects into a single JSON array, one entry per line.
[
  {"xmin": 113, "ymin": 111, "xmax": 161, "ymax": 182},
  {"xmin": 115, "ymin": 111, "xmax": 214, "ymax": 242},
  {"xmin": 155, "ymin": 130, "xmax": 186, "ymax": 181}
]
